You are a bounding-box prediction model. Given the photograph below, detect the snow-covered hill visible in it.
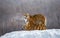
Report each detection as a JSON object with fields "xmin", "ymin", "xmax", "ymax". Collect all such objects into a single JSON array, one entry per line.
[{"xmin": 0, "ymin": 29, "xmax": 60, "ymax": 38}]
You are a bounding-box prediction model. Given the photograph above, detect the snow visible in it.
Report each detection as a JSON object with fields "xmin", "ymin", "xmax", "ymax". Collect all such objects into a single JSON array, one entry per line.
[{"xmin": 0, "ymin": 29, "xmax": 60, "ymax": 38}]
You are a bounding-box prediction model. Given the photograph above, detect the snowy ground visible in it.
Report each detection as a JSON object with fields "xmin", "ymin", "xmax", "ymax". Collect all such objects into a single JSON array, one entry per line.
[{"xmin": 0, "ymin": 29, "xmax": 60, "ymax": 38}]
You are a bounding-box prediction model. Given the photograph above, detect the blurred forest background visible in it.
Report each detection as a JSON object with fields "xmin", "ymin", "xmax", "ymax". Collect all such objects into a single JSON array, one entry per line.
[{"xmin": 0, "ymin": 0, "xmax": 60, "ymax": 36}]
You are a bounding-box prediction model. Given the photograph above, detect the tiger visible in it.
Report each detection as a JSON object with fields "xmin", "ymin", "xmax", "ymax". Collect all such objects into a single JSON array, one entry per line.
[{"xmin": 23, "ymin": 13, "xmax": 46, "ymax": 30}]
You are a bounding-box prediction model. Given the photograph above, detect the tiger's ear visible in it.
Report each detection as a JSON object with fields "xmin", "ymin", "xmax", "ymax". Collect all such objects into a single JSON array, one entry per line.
[{"xmin": 24, "ymin": 13, "xmax": 29, "ymax": 16}]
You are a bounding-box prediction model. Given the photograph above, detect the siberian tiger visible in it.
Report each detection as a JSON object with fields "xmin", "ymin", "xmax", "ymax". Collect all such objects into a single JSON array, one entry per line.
[{"xmin": 23, "ymin": 13, "xmax": 46, "ymax": 30}]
